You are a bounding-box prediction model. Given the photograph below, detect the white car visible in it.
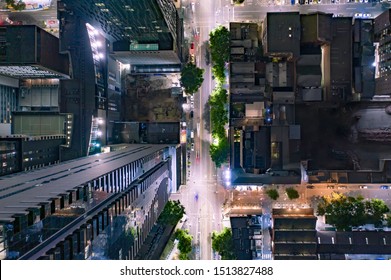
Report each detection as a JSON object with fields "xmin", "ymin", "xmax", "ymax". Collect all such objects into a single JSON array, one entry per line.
[{"xmin": 191, "ymin": 143, "xmax": 194, "ymax": 151}]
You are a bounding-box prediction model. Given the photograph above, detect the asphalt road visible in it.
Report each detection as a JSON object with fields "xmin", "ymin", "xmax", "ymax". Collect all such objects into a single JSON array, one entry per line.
[
  {"xmin": 172, "ymin": 0, "xmax": 228, "ymax": 260},
  {"xmin": 1, "ymin": 0, "xmax": 390, "ymax": 260},
  {"xmin": 199, "ymin": 0, "xmax": 389, "ymax": 27},
  {"xmin": 180, "ymin": 0, "xmax": 391, "ymax": 260}
]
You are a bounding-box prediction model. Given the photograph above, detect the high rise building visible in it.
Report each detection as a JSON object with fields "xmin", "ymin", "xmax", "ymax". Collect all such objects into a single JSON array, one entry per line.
[
  {"xmin": 57, "ymin": 0, "xmax": 183, "ymax": 161},
  {"xmin": 374, "ymin": 9, "xmax": 391, "ymax": 96},
  {"xmin": 0, "ymin": 25, "xmax": 71, "ymax": 174},
  {"xmin": 60, "ymin": 0, "xmax": 183, "ymax": 73}
]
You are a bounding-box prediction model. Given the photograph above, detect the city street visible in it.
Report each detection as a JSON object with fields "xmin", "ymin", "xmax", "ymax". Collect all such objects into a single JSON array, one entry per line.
[
  {"xmin": 1, "ymin": 0, "xmax": 390, "ymax": 260},
  {"xmin": 176, "ymin": 0, "xmax": 391, "ymax": 260},
  {"xmin": 173, "ymin": 0, "xmax": 225, "ymax": 260}
]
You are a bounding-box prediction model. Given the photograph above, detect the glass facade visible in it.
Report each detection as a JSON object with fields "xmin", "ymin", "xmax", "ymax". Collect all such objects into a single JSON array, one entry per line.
[
  {"xmin": 0, "ymin": 141, "xmax": 18, "ymax": 175},
  {"xmin": 0, "ymin": 85, "xmax": 17, "ymax": 124}
]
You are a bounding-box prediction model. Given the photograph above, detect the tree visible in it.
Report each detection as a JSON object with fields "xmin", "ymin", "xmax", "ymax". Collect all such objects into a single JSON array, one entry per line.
[
  {"xmin": 158, "ymin": 200, "xmax": 186, "ymax": 226},
  {"xmin": 266, "ymin": 189, "xmax": 279, "ymax": 200},
  {"xmin": 6, "ymin": 0, "xmax": 26, "ymax": 11},
  {"xmin": 14, "ymin": 2, "xmax": 26, "ymax": 11},
  {"xmin": 175, "ymin": 229, "xmax": 192, "ymax": 260},
  {"xmin": 212, "ymin": 64, "xmax": 225, "ymax": 85},
  {"xmin": 316, "ymin": 193, "xmax": 389, "ymax": 231},
  {"xmin": 209, "ymin": 26, "xmax": 230, "ymax": 68},
  {"xmin": 209, "ymin": 136, "xmax": 229, "ymax": 168},
  {"xmin": 233, "ymin": 0, "xmax": 245, "ymax": 4},
  {"xmin": 180, "ymin": 63, "xmax": 204, "ymax": 95},
  {"xmin": 285, "ymin": 187, "xmax": 299, "ymax": 200},
  {"xmin": 211, "ymin": 228, "xmax": 236, "ymax": 260},
  {"xmin": 364, "ymin": 199, "xmax": 390, "ymax": 226},
  {"xmin": 208, "ymin": 85, "xmax": 229, "ymax": 167},
  {"xmin": 209, "ymin": 87, "xmax": 228, "ymax": 139},
  {"xmin": 387, "ymin": 215, "xmax": 391, "ymax": 227}
]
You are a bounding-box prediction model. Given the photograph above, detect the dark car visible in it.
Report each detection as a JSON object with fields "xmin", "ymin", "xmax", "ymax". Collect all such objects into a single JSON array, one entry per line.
[
  {"xmin": 190, "ymin": 111, "xmax": 193, "ymax": 118},
  {"xmin": 306, "ymin": 185, "xmax": 314, "ymax": 189},
  {"xmin": 380, "ymin": 185, "xmax": 390, "ymax": 190}
]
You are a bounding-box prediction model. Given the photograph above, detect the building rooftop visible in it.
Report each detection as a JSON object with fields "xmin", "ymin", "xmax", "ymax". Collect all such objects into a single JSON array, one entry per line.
[
  {"xmin": 0, "ymin": 25, "xmax": 69, "ymax": 79},
  {"xmin": 265, "ymin": 12, "xmax": 300, "ymax": 58},
  {"xmin": 61, "ymin": 0, "xmax": 177, "ymax": 43},
  {"xmin": 317, "ymin": 231, "xmax": 391, "ymax": 255}
]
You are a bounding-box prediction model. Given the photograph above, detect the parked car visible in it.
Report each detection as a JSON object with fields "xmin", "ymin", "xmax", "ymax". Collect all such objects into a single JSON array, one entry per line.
[
  {"xmin": 327, "ymin": 185, "xmax": 335, "ymax": 189},
  {"xmin": 190, "ymin": 111, "xmax": 194, "ymax": 118},
  {"xmin": 359, "ymin": 185, "xmax": 368, "ymax": 189},
  {"xmin": 338, "ymin": 185, "xmax": 347, "ymax": 189},
  {"xmin": 306, "ymin": 185, "xmax": 315, "ymax": 189},
  {"xmin": 191, "ymin": 143, "xmax": 194, "ymax": 151},
  {"xmin": 380, "ymin": 185, "xmax": 390, "ymax": 189}
]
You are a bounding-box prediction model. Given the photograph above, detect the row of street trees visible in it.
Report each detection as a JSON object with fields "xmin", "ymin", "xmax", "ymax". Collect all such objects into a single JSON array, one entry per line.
[
  {"xmin": 208, "ymin": 26, "xmax": 231, "ymax": 167},
  {"xmin": 266, "ymin": 187, "xmax": 299, "ymax": 200},
  {"xmin": 317, "ymin": 192, "xmax": 390, "ymax": 231}
]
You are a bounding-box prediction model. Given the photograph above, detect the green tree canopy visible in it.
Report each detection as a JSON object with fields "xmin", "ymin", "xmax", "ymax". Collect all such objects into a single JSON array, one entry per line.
[
  {"xmin": 14, "ymin": 1, "xmax": 25, "ymax": 10},
  {"xmin": 6, "ymin": 0, "xmax": 26, "ymax": 10},
  {"xmin": 158, "ymin": 200, "xmax": 186, "ymax": 226},
  {"xmin": 180, "ymin": 63, "xmax": 204, "ymax": 95},
  {"xmin": 211, "ymin": 228, "xmax": 236, "ymax": 260},
  {"xmin": 208, "ymin": 84, "xmax": 229, "ymax": 167},
  {"xmin": 209, "ymin": 26, "xmax": 230, "ymax": 67},
  {"xmin": 209, "ymin": 136, "xmax": 229, "ymax": 168},
  {"xmin": 317, "ymin": 193, "xmax": 389, "ymax": 231},
  {"xmin": 387, "ymin": 215, "xmax": 391, "ymax": 227},
  {"xmin": 175, "ymin": 229, "xmax": 192, "ymax": 259},
  {"xmin": 285, "ymin": 187, "xmax": 299, "ymax": 200},
  {"xmin": 266, "ymin": 189, "xmax": 279, "ymax": 200},
  {"xmin": 212, "ymin": 64, "xmax": 225, "ymax": 85},
  {"xmin": 209, "ymin": 87, "xmax": 228, "ymax": 139},
  {"xmin": 364, "ymin": 198, "xmax": 390, "ymax": 226}
]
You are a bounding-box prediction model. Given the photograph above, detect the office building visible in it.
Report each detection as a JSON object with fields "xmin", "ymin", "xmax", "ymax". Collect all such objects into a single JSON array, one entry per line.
[
  {"xmin": 374, "ymin": 9, "xmax": 391, "ymax": 96},
  {"xmin": 60, "ymin": 0, "xmax": 183, "ymax": 73},
  {"xmin": 0, "ymin": 144, "xmax": 178, "ymax": 260}
]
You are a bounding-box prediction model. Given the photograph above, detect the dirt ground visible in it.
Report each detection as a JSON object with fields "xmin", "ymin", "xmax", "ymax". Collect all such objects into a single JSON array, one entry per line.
[{"xmin": 123, "ymin": 74, "xmax": 183, "ymax": 122}]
